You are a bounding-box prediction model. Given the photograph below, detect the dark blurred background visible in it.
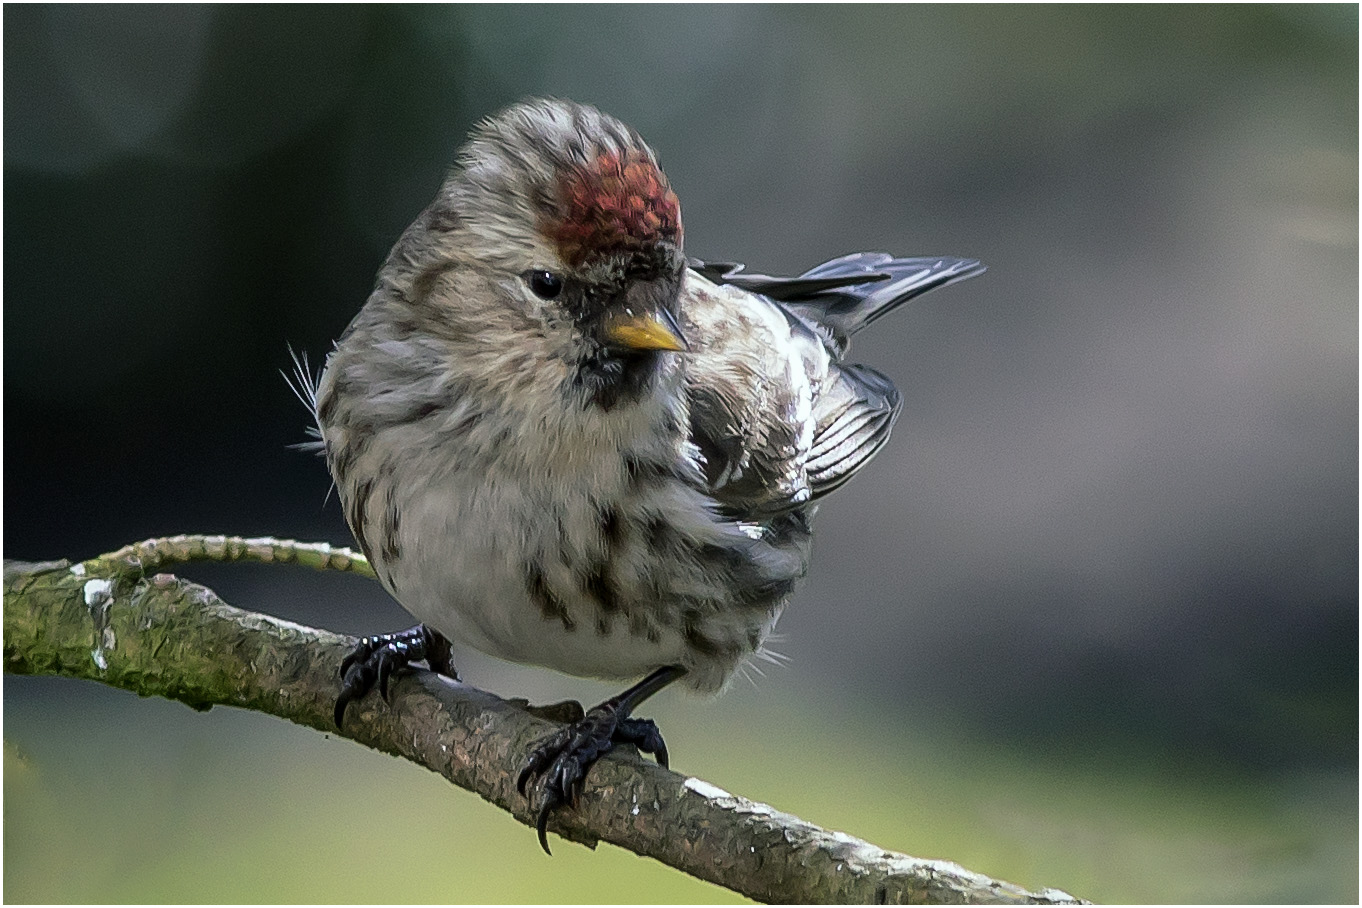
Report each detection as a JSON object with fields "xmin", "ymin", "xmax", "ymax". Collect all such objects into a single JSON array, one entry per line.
[{"xmin": 5, "ymin": 5, "xmax": 1356, "ymax": 902}]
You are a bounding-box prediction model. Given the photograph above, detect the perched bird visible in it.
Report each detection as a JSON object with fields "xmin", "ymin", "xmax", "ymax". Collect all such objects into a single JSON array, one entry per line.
[{"xmin": 312, "ymin": 97, "xmax": 983, "ymax": 852}]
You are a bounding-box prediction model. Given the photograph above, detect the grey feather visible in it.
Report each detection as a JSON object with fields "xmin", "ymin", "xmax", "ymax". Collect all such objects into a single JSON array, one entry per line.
[
  {"xmin": 694, "ymin": 253, "xmax": 986, "ymax": 354},
  {"xmin": 312, "ymin": 98, "xmax": 986, "ymax": 697},
  {"xmin": 805, "ymin": 362, "xmax": 901, "ymax": 498},
  {"xmin": 687, "ymin": 254, "xmax": 985, "ymax": 504}
]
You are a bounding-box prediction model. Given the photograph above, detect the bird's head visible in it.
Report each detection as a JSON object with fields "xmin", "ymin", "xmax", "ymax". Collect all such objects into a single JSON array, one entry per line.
[{"xmin": 398, "ymin": 98, "xmax": 689, "ymax": 410}]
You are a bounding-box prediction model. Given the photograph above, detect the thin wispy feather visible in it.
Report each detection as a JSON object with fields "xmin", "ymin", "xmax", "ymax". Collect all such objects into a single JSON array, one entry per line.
[{"xmin": 282, "ymin": 346, "xmax": 326, "ymax": 456}]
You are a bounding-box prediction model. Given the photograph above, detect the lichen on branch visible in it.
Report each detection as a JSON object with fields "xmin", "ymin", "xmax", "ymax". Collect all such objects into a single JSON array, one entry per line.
[{"xmin": 3, "ymin": 538, "xmax": 1085, "ymax": 905}]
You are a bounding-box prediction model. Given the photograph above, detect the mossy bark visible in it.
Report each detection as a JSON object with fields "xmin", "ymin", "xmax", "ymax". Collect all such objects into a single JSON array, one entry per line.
[{"xmin": 4, "ymin": 540, "xmax": 1085, "ymax": 905}]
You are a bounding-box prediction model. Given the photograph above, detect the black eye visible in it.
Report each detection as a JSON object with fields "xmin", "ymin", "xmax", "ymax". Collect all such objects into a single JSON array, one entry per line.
[{"xmin": 526, "ymin": 270, "xmax": 563, "ymax": 300}]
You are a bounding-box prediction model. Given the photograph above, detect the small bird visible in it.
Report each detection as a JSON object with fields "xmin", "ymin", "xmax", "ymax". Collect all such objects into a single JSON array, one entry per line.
[{"xmin": 312, "ymin": 97, "xmax": 983, "ymax": 852}]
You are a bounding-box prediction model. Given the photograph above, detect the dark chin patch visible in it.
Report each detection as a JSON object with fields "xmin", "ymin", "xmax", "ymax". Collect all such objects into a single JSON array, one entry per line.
[{"xmin": 575, "ymin": 347, "xmax": 662, "ymax": 410}]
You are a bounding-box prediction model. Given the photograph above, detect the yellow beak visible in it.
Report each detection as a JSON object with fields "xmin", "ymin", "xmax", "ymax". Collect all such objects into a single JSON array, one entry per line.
[{"xmin": 602, "ymin": 308, "xmax": 689, "ymax": 352}]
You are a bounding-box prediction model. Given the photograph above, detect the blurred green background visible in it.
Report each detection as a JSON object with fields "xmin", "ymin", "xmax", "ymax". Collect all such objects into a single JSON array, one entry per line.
[{"xmin": 5, "ymin": 5, "xmax": 1356, "ymax": 903}]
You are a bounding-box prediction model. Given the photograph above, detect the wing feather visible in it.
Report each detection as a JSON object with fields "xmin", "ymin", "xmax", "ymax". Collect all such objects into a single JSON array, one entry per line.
[
  {"xmin": 685, "ymin": 252, "xmax": 982, "ymax": 507},
  {"xmin": 693, "ymin": 253, "xmax": 985, "ymax": 354},
  {"xmin": 805, "ymin": 363, "xmax": 901, "ymax": 498}
]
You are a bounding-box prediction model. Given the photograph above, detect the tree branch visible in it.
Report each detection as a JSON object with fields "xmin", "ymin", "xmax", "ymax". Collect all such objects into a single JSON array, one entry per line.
[{"xmin": 4, "ymin": 537, "xmax": 1085, "ymax": 905}]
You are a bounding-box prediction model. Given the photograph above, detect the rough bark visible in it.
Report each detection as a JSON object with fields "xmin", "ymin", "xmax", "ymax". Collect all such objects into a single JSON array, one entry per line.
[{"xmin": 4, "ymin": 537, "xmax": 1086, "ymax": 905}]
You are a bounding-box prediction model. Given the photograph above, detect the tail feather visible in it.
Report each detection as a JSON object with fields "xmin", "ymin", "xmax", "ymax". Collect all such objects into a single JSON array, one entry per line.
[
  {"xmin": 692, "ymin": 253, "xmax": 985, "ymax": 355},
  {"xmin": 787, "ymin": 254, "xmax": 986, "ymax": 344}
]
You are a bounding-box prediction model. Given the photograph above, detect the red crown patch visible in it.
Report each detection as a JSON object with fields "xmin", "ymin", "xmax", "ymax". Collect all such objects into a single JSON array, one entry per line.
[{"xmin": 548, "ymin": 150, "xmax": 682, "ymax": 267}]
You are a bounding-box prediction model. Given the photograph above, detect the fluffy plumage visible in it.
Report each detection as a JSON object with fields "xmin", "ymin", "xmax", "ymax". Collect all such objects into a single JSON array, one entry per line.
[{"xmin": 312, "ymin": 97, "xmax": 983, "ymax": 846}]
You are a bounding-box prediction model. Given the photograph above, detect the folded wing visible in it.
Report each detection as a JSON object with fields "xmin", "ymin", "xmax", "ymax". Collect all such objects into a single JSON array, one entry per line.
[{"xmin": 688, "ymin": 251, "xmax": 984, "ymax": 511}]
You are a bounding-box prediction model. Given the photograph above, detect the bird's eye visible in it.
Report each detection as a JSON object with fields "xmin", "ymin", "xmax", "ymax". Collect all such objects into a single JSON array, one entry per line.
[{"xmin": 526, "ymin": 270, "xmax": 564, "ymax": 300}]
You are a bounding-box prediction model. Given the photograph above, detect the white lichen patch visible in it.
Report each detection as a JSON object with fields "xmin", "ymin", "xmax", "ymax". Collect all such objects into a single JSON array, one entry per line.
[
  {"xmin": 83, "ymin": 578, "xmax": 113, "ymax": 607},
  {"xmin": 683, "ymin": 777, "xmax": 733, "ymax": 800},
  {"xmin": 83, "ymin": 578, "xmax": 116, "ymax": 671}
]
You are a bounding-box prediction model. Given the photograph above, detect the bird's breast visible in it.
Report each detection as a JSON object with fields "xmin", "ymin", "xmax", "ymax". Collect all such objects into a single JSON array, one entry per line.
[{"xmin": 372, "ymin": 447, "xmax": 812, "ymax": 692}]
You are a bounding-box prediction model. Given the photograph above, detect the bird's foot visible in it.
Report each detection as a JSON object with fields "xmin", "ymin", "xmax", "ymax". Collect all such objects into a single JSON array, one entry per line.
[
  {"xmin": 334, "ymin": 624, "xmax": 456, "ymax": 727},
  {"xmin": 516, "ymin": 705, "xmax": 668, "ymax": 854},
  {"xmin": 514, "ymin": 666, "xmax": 684, "ymax": 854}
]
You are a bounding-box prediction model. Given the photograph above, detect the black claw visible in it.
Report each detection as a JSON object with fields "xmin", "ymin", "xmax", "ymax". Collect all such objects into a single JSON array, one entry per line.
[
  {"xmin": 333, "ymin": 625, "xmax": 456, "ymax": 728},
  {"xmin": 424, "ymin": 631, "xmax": 458, "ymax": 680},
  {"xmin": 615, "ymin": 717, "xmax": 668, "ymax": 768},
  {"xmin": 334, "ymin": 660, "xmax": 376, "ymax": 728},
  {"xmin": 517, "ymin": 705, "xmax": 670, "ymax": 854},
  {"xmin": 338, "ymin": 644, "xmax": 367, "ymax": 682},
  {"xmin": 333, "ymin": 683, "xmax": 358, "ymax": 729},
  {"xmin": 376, "ymin": 651, "xmax": 396, "ymax": 701},
  {"xmin": 536, "ymin": 798, "xmax": 556, "ymax": 855},
  {"xmin": 515, "ymin": 666, "xmax": 684, "ymax": 854}
]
